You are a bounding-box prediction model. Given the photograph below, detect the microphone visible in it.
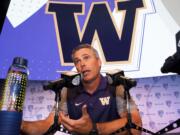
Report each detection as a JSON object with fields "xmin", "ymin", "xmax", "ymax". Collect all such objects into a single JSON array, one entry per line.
[
  {"xmin": 43, "ymin": 78, "xmax": 65, "ymax": 90},
  {"xmin": 43, "ymin": 71, "xmax": 81, "ymax": 90},
  {"xmin": 106, "ymin": 70, "xmax": 137, "ymax": 88}
]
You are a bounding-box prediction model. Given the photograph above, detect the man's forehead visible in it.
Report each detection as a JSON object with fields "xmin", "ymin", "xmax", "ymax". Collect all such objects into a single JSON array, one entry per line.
[{"xmin": 74, "ymin": 48, "xmax": 93, "ymax": 56}]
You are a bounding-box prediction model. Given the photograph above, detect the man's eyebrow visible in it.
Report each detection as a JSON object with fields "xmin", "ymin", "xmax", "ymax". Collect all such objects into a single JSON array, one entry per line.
[
  {"xmin": 73, "ymin": 57, "xmax": 79, "ymax": 61},
  {"xmin": 74, "ymin": 54, "xmax": 90, "ymax": 59},
  {"xmin": 82, "ymin": 53, "xmax": 89, "ymax": 56}
]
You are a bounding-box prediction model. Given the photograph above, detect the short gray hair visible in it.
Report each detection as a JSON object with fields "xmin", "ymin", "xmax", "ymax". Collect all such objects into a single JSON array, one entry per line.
[{"xmin": 71, "ymin": 43, "xmax": 100, "ymax": 61}]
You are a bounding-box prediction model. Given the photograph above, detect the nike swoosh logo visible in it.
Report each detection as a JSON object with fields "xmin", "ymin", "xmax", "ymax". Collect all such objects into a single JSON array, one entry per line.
[{"xmin": 75, "ymin": 102, "xmax": 83, "ymax": 106}]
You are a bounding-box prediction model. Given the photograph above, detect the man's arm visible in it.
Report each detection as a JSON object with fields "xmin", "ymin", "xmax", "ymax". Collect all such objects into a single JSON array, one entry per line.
[
  {"xmin": 21, "ymin": 112, "xmax": 54, "ymax": 135},
  {"xmin": 21, "ymin": 87, "xmax": 68, "ymax": 135},
  {"xmin": 113, "ymin": 85, "xmax": 142, "ymax": 135},
  {"xmin": 97, "ymin": 109, "xmax": 142, "ymax": 135}
]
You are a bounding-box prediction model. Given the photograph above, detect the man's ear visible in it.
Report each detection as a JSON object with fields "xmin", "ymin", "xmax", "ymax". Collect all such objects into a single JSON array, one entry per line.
[{"xmin": 98, "ymin": 58, "xmax": 102, "ymax": 66}]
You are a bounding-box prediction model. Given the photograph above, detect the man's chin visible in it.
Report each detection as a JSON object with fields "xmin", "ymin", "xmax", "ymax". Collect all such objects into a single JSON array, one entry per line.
[
  {"xmin": 82, "ymin": 79, "xmax": 91, "ymax": 83},
  {"xmin": 82, "ymin": 77, "xmax": 93, "ymax": 84}
]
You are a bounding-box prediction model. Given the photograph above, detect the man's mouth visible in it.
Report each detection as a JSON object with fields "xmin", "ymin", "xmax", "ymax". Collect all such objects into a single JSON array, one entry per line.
[{"xmin": 82, "ymin": 70, "xmax": 90, "ymax": 76}]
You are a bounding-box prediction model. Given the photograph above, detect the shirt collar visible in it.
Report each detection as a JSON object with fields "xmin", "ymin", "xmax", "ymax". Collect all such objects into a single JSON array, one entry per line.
[
  {"xmin": 98, "ymin": 75, "xmax": 107, "ymax": 90},
  {"xmin": 79, "ymin": 75, "xmax": 107, "ymax": 94}
]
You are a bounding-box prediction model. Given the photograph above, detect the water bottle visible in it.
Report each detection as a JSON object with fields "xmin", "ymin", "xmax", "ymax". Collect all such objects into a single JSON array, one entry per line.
[{"xmin": 0, "ymin": 57, "xmax": 29, "ymax": 135}]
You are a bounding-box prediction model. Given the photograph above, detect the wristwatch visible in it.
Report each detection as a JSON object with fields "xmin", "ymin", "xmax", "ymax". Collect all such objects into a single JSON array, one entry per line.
[{"xmin": 89, "ymin": 123, "xmax": 98, "ymax": 135}]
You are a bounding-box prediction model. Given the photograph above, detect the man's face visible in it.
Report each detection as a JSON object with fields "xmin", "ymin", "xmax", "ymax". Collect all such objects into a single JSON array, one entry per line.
[{"xmin": 73, "ymin": 48, "xmax": 101, "ymax": 83}]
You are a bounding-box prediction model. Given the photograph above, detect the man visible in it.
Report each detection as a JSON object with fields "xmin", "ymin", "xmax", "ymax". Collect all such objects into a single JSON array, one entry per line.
[
  {"xmin": 21, "ymin": 44, "xmax": 142, "ymax": 135},
  {"xmin": 59, "ymin": 44, "xmax": 141, "ymax": 135}
]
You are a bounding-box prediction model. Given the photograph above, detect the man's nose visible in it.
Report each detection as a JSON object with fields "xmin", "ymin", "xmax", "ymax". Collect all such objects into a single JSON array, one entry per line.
[{"xmin": 80, "ymin": 59, "xmax": 86, "ymax": 66}]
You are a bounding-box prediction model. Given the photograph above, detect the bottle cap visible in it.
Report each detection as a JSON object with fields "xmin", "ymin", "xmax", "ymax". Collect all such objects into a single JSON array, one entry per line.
[{"xmin": 12, "ymin": 57, "xmax": 28, "ymax": 67}]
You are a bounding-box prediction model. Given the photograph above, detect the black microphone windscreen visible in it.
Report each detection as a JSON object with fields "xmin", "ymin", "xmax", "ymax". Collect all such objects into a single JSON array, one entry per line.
[
  {"xmin": 43, "ymin": 78, "xmax": 65, "ymax": 90},
  {"xmin": 43, "ymin": 71, "xmax": 81, "ymax": 90},
  {"xmin": 106, "ymin": 70, "xmax": 137, "ymax": 88}
]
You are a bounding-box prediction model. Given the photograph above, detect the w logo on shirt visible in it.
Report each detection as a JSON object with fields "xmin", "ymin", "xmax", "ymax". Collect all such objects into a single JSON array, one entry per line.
[{"xmin": 99, "ymin": 96, "xmax": 110, "ymax": 106}]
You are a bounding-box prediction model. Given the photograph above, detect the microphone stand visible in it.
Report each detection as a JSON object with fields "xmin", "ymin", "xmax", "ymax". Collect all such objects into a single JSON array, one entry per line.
[
  {"xmin": 43, "ymin": 72, "xmax": 81, "ymax": 135},
  {"xmin": 44, "ymin": 89, "xmax": 60, "ymax": 135},
  {"xmin": 113, "ymin": 83, "xmax": 155, "ymax": 135},
  {"xmin": 155, "ymin": 118, "xmax": 180, "ymax": 135},
  {"xmin": 43, "ymin": 85, "xmax": 69, "ymax": 135}
]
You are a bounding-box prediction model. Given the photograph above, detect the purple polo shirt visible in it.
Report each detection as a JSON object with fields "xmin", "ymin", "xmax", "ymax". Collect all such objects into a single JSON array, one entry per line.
[{"xmin": 67, "ymin": 76, "xmax": 120, "ymax": 123}]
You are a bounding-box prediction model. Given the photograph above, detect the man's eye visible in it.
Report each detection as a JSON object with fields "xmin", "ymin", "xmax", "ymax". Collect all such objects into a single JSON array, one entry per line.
[
  {"xmin": 83, "ymin": 55, "xmax": 90, "ymax": 60},
  {"xmin": 74, "ymin": 60, "xmax": 80, "ymax": 64}
]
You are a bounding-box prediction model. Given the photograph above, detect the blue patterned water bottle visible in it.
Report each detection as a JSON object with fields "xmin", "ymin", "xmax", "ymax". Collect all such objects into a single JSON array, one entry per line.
[{"xmin": 0, "ymin": 57, "xmax": 29, "ymax": 135}]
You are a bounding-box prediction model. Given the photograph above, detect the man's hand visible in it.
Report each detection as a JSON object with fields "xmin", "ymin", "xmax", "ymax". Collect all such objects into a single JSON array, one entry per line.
[{"xmin": 59, "ymin": 105, "xmax": 93, "ymax": 134}]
